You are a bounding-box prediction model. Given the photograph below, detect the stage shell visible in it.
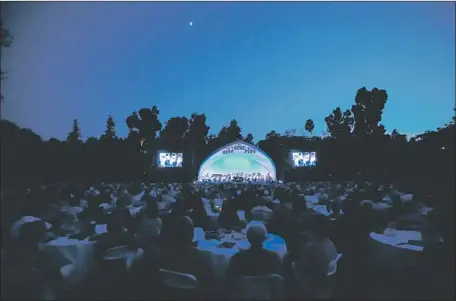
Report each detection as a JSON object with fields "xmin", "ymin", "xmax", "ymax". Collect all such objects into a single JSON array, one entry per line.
[{"xmin": 197, "ymin": 141, "xmax": 277, "ymax": 181}]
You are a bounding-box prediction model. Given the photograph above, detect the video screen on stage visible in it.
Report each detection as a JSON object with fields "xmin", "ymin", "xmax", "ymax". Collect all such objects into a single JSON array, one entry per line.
[
  {"xmin": 157, "ymin": 152, "xmax": 183, "ymax": 168},
  {"xmin": 291, "ymin": 151, "xmax": 317, "ymax": 167}
]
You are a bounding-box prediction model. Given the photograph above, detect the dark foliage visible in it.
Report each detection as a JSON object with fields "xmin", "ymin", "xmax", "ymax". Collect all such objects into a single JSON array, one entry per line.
[{"xmin": 1, "ymin": 88, "xmax": 454, "ymax": 190}]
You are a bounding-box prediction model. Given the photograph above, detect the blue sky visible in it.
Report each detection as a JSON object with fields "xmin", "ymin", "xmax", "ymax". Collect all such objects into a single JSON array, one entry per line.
[{"xmin": 1, "ymin": 2, "xmax": 455, "ymax": 141}]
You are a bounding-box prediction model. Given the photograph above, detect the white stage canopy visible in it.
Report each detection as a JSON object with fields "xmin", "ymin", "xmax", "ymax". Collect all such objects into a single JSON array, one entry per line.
[{"xmin": 197, "ymin": 141, "xmax": 277, "ymax": 182}]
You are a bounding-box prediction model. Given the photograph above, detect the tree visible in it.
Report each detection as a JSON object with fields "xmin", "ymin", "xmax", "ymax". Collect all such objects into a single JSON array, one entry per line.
[
  {"xmin": 186, "ymin": 113, "xmax": 210, "ymax": 166},
  {"xmin": 160, "ymin": 117, "xmax": 189, "ymax": 149},
  {"xmin": 304, "ymin": 119, "xmax": 315, "ymax": 135},
  {"xmin": 0, "ymin": 22, "xmax": 12, "ymax": 48},
  {"xmin": 125, "ymin": 106, "xmax": 162, "ymax": 152},
  {"xmin": 161, "ymin": 117, "xmax": 188, "ymax": 141},
  {"xmin": 324, "ymin": 107, "xmax": 354, "ymax": 139},
  {"xmin": 390, "ymin": 129, "xmax": 407, "ymax": 143},
  {"xmin": 101, "ymin": 115, "xmax": 116, "ymax": 140},
  {"xmin": 351, "ymin": 87, "xmax": 388, "ymax": 138},
  {"xmin": 265, "ymin": 130, "xmax": 281, "ymax": 141},
  {"xmin": 257, "ymin": 130, "xmax": 288, "ymax": 175},
  {"xmin": 218, "ymin": 119, "xmax": 243, "ymax": 144},
  {"xmin": 244, "ymin": 133, "xmax": 254, "ymax": 144},
  {"xmin": 66, "ymin": 119, "xmax": 82, "ymax": 144},
  {"xmin": 187, "ymin": 113, "xmax": 210, "ymax": 144},
  {"xmin": 1, "ymin": 22, "xmax": 13, "ymax": 100},
  {"xmin": 284, "ymin": 129, "xmax": 296, "ymax": 137}
]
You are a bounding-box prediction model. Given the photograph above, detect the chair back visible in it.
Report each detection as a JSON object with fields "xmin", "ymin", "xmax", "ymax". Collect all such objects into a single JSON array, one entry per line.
[
  {"xmin": 235, "ymin": 274, "xmax": 285, "ymax": 300},
  {"xmin": 103, "ymin": 245, "xmax": 131, "ymax": 260},
  {"xmin": 3, "ymin": 268, "xmax": 48, "ymax": 299},
  {"xmin": 158, "ymin": 268, "xmax": 199, "ymax": 290},
  {"xmin": 291, "ymin": 254, "xmax": 343, "ymax": 299},
  {"xmin": 327, "ymin": 253, "xmax": 343, "ymax": 276},
  {"xmin": 101, "ymin": 246, "xmax": 132, "ymax": 279}
]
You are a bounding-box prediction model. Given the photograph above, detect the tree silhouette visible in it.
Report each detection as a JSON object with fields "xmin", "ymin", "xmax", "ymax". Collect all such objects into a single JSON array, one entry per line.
[
  {"xmin": 351, "ymin": 87, "xmax": 388, "ymax": 138},
  {"xmin": 284, "ymin": 129, "xmax": 297, "ymax": 137},
  {"xmin": 265, "ymin": 130, "xmax": 281, "ymax": 141},
  {"xmin": 187, "ymin": 113, "xmax": 210, "ymax": 144},
  {"xmin": 0, "ymin": 22, "xmax": 13, "ymax": 100},
  {"xmin": 218, "ymin": 119, "xmax": 243, "ymax": 145},
  {"xmin": 101, "ymin": 115, "xmax": 116, "ymax": 140},
  {"xmin": 244, "ymin": 133, "xmax": 254, "ymax": 144},
  {"xmin": 161, "ymin": 117, "xmax": 188, "ymax": 141},
  {"xmin": 187, "ymin": 113, "xmax": 210, "ymax": 166},
  {"xmin": 304, "ymin": 119, "xmax": 315, "ymax": 135},
  {"xmin": 390, "ymin": 129, "xmax": 407, "ymax": 143},
  {"xmin": 66, "ymin": 119, "xmax": 82, "ymax": 144},
  {"xmin": 324, "ymin": 107, "xmax": 354, "ymax": 139},
  {"xmin": 1, "ymin": 86, "xmax": 453, "ymax": 184},
  {"xmin": 125, "ymin": 106, "xmax": 162, "ymax": 152}
]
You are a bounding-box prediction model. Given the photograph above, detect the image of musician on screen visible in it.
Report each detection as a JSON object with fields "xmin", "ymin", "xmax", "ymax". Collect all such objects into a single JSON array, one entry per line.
[
  {"xmin": 176, "ymin": 153, "xmax": 183, "ymax": 167},
  {"xmin": 159, "ymin": 153, "xmax": 170, "ymax": 167},
  {"xmin": 292, "ymin": 152, "xmax": 303, "ymax": 167},
  {"xmin": 303, "ymin": 152, "xmax": 311, "ymax": 166},
  {"xmin": 310, "ymin": 152, "xmax": 317, "ymax": 166}
]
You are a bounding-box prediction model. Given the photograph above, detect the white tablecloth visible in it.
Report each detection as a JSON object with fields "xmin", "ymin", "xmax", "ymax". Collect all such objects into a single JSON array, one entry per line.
[
  {"xmin": 368, "ymin": 229, "xmax": 423, "ymax": 270},
  {"xmin": 311, "ymin": 205, "xmax": 331, "ymax": 216},
  {"xmin": 95, "ymin": 224, "xmax": 108, "ymax": 235},
  {"xmin": 373, "ymin": 202, "xmax": 392, "ymax": 210},
  {"xmin": 400, "ymin": 194, "xmax": 414, "ymax": 202},
  {"xmin": 44, "ymin": 237, "xmax": 96, "ymax": 287},
  {"xmin": 194, "ymin": 228, "xmax": 287, "ymax": 278},
  {"xmin": 304, "ymin": 195, "xmax": 319, "ymax": 206},
  {"xmin": 129, "ymin": 206, "xmax": 143, "ymax": 217}
]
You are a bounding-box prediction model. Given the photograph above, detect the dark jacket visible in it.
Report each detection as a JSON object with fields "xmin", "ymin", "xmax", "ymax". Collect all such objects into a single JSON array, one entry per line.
[{"xmin": 226, "ymin": 247, "xmax": 283, "ymax": 285}]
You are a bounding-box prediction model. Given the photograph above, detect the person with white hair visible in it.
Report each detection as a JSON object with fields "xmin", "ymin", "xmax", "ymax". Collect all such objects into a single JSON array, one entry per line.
[{"xmin": 226, "ymin": 221, "xmax": 283, "ymax": 285}]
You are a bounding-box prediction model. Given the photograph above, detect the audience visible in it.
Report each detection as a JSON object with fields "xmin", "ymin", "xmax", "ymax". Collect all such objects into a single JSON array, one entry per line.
[{"xmin": 1, "ymin": 180, "xmax": 452, "ymax": 300}]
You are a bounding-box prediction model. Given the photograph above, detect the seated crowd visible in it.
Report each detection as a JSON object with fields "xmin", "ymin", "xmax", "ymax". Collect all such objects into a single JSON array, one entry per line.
[{"xmin": 1, "ymin": 180, "xmax": 453, "ymax": 300}]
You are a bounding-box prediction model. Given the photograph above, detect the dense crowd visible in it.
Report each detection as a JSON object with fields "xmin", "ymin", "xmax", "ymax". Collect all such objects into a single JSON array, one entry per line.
[{"xmin": 1, "ymin": 179, "xmax": 453, "ymax": 300}]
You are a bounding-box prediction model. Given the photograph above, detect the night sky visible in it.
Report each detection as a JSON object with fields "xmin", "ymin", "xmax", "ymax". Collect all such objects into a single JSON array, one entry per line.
[{"xmin": 1, "ymin": 2, "xmax": 455, "ymax": 141}]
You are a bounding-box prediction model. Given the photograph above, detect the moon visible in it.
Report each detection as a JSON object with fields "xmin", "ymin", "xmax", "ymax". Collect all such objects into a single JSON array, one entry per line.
[{"xmin": 189, "ymin": 21, "xmax": 193, "ymax": 26}]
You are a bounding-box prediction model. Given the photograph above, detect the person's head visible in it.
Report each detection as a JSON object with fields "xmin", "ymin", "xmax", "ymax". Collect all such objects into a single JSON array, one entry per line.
[
  {"xmin": 172, "ymin": 197, "xmax": 188, "ymax": 214},
  {"xmin": 18, "ymin": 221, "xmax": 47, "ymax": 249},
  {"xmin": 402, "ymin": 201, "xmax": 417, "ymax": 214},
  {"xmin": 313, "ymin": 215, "xmax": 331, "ymax": 239},
  {"xmin": 145, "ymin": 200, "xmax": 159, "ymax": 218},
  {"xmin": 107, "ymin": 212, "xmax": 125, "ymax": 234},
  {"xmin": 246, "ymin": 221, "xmax": 267, "ymax": 248},
  {"xmin": 292, "ymin": 195, "xmax": 308, "ymax": 213},
  {"xmin": 41, "ymin": 204, "xmax": 60, "ymax": 223},
  {"xmin": 116, "ymin": 193, "xmax": 132, "ymax": 208},
  {"xmin": 169, "ymin": 216, "xmax": 194, "ymax": 248}
]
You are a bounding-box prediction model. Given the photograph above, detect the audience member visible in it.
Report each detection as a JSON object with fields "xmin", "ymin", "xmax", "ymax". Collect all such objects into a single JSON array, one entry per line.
[
  {"xmin": 95, "ymin": 212, "xmax": 138, "ymax": 257},
  {"xmin": 151, "ymin": 216, "xmax": 217, "ymax": 297},
  {"xmin": 3, "ymin": 221, "xmax": 63, "ymax": 299},
  {"xmin": 226, "ymin": 222, "xmax": 283, "ymax": 286}
]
